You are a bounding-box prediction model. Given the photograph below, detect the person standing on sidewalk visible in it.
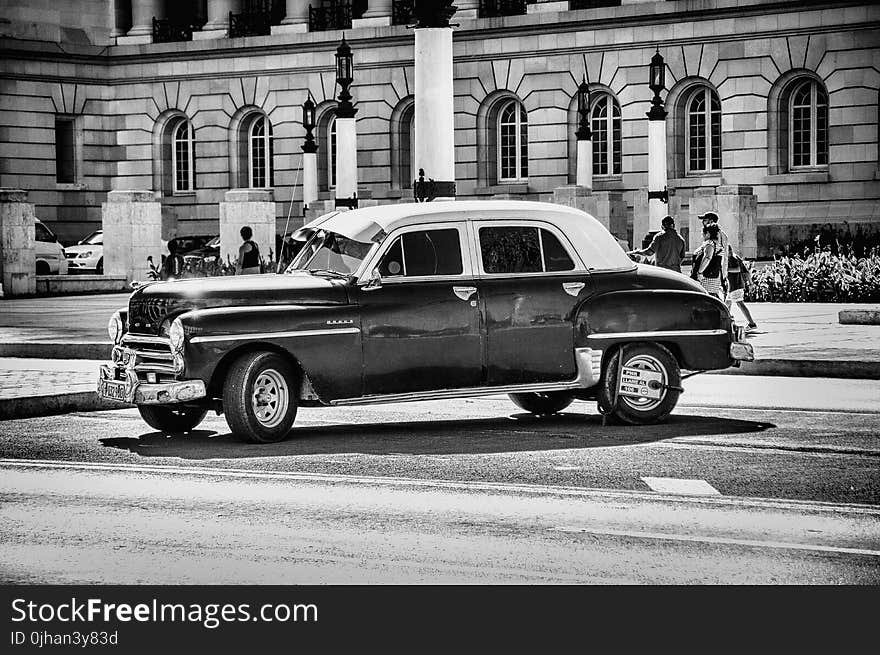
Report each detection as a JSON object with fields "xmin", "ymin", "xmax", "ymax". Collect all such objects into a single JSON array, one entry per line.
[
  {"xmin": 627, "ymin": 215, "xmax": 687, "ymax": 273},
  {"xmin": 692, "ymin": 224, "xmax": 724, "ymax": 300},
  {"xmin": 237, "ymin": 226, "xmax": 261, "ymax": 275},
  {"xmin": 699, "ymin": 212, "xmax": 729, "ymax": 294},
  {"xmin": 726, "ymin": 247, "xmax": 758, "ymax": 331}
]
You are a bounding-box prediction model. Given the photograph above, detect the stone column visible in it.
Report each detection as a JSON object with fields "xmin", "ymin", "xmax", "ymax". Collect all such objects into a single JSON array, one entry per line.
[
  {"xmin": 219, "ymin": 189, "xmax": 276, "ymax": 270},
  {"xmin": 576, "ymin": 139, "xmax": 592, "ymax": 193},
  {"xmin": 716, "ymin": 185, "xmax": 758, "ymax": 259},
  {"xmin": 354, "ymin": 0, "xmax": 393, "ymax": 28},
  {"xmin": 552, "ymin": 186, "xmax": 626, "ymax": 242},
  {"xmin": 0, "ymin": 189, "xmax": 37, "ymax": 296},
  {"xmin": 647, "ymin": 116, "xmax": 667, "ymax": 233},
  {"xmin": 193, "ymin": 0, "xmax": 241, "ymax": 40},
  {"xmin": 688, "ymin": 188, "xmax": 716, "ymax": 252},
  {"xmin": 334, "ymin": 117, "xmax": 358, "ymax": 208},
  {"xmin": 415, "ymin": 26, "xmax": 456, "ymax": 200},
  {"xmin": 302, "ymin": 148, "xmax": 318, "ymax": 210},
  {"xmin": 633, "ymin": 186, "xmax": 650, "ymax": 249},
  {"xmin": 119, "ymin": 0, "xmax": 164, "ymax": 44},
  {"xmin": 102, "ymin": 190, "xmax": 163, "ymax": 285},
  {"xmin": 272, "ymin": 0, "xmax": 309, "ymax": 35}
]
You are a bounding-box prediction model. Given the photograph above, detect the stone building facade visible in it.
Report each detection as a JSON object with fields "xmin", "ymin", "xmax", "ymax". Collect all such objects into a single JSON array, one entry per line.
[{"xmin": 1, "ymin": 0, "xmax": 878, "ymax": 255}]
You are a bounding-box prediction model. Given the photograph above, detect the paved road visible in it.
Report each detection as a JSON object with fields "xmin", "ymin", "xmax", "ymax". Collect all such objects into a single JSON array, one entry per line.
[{"xmin": 0, "ymin": 376, "xmax": 878, "ymax": 583}]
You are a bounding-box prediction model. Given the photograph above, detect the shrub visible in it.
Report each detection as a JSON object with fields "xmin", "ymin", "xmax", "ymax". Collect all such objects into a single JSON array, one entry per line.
[{"xmin": 747, "ymin": 248, "xmax": 880, "ymax": 303}]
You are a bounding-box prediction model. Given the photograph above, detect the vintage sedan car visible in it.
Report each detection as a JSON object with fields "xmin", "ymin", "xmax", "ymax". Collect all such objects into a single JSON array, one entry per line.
[{"xmin": 98, "ymin": 200, "xmax": 753, "ymax": 443}]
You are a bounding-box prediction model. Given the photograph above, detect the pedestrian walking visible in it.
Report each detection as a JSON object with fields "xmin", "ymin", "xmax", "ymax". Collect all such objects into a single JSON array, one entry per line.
[
  {"xmin": 691, "ymin": 223, "xmax": 724, "ymax": 300},
  {"xmin": 699, "ymin": 212, "xmax": 729, "ymax": 294},
  {"xmin": 726, "ymin": 247, "xmax": 758, "ymax": 331},
  {"xmin": 237, "ymin": 226, "xmax": 261, "ymax": 275},
  {"xmin": 627, "ymin": 215, "xmax": 687, "ymax": 273},
  {"xmin": 161, "ymin": 240, "xmax": 184, "ymax": 281}
]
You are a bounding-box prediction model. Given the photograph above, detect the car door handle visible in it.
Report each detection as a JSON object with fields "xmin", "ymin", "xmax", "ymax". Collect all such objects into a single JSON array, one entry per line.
[
  {"xmin": 563, "ymin": 282, "xmax": 585, "ymax": 297},
  {"xmin": 453, "ymin": 286, "xmax": 477, "ymax": 301}
]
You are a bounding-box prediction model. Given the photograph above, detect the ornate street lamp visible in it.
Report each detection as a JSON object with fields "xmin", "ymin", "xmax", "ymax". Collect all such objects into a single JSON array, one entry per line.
[
  {"xmin": 335, "ymin": 34, "xmax": 356, "ymax": 119},
  {"xmin": 575, "ymin": 77, "xmax": 592, "ymax": 141},
  {"xmin": 301, "ymin": 95, "xmax": 317, "ymax": 154},
  {"xmin": 647, "ymin": 48, "xmax": 667, "ymax": 120}
]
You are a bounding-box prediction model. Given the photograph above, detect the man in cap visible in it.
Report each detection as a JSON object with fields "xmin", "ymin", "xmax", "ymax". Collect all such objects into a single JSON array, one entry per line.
[
  {"xmin": 699, "ymin": 211, "xmax": 729, "ymax": 289},
  {"xmin": 627, "ymin": 215, "xmax": 687, "ymax": 273}
]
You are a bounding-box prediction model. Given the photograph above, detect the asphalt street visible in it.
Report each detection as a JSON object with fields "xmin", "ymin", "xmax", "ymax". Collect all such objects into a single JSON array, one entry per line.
[{"xmin": 0, "ymin": 375, "xmax": 878, "ymax": 583}]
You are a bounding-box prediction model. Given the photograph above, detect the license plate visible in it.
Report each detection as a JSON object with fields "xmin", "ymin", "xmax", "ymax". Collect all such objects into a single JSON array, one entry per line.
[
  {"xmin": 618, "ymin": 366, "xmax": 664, "ymax": 400},
  {"xmin": 98, "ymin": 378, "xmax": 129, "ymax": 402}
]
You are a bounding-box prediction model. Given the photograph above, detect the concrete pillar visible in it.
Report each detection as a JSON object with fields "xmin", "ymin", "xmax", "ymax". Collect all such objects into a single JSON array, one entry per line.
[
  {"xmin": 354, "ymin": 0, "xmax": 393, "ymax": 28},
  {"xmin": 415, "ymin": 27, "xmax": 456, "ymax": 200},
  {"xmin": 576, "ymin": 139, "xmax": 592, "ymax": 192},
  {"xmin": 688, "ymin": 188, "xmax": 716, "ymax": 252},
  {"xmin": 193, "ymin": 0, "xmax": 241, "ymax": 39},
  {"xmin": 716, "ymin": 185, "xmax": 758, "ymax": 259},
  {"xmin": 102, "ymin": 190, "xmax": 163, "ymax": 285},
  {"xmin": 219, "ymin": 189, "xmax": 276, "ymax": 269},
  {"xmin": 552, "ymin": 185, "xmax": 597, "ymax": 220},
  {"xmin": 334, "ymin": 117, "xmax": 358, "ymax": 208},
  {"xmin": 647, "ymin": 118, "xmax": 667, "ymax": 232},
  {"xmin": 272, "ymin": 0, "xmax": 309, "ymax": 35},
  {"xmin": 302, "ymin": 151, "xmax": 318, "ymax": 209},
  {"xmin": 593, "ymin": 191, "xmax": 628, "ymax": 242},
  {"xmin": 633, "ymin": 186, "xmax": 650, "ymax": 250},
  {"xmin": 0, "ymin": 189, "xmax": 37, "ymax": 296}
]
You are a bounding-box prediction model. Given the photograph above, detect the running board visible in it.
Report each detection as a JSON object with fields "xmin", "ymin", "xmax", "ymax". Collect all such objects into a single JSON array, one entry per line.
[{"xmin": 330, "ymin": 347, "xmax": 603, "ymax": 407}]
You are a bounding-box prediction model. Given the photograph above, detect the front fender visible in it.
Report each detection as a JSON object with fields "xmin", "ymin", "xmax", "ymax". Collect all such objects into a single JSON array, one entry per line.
[
  {"xmin": 575, "ymin": 289, "xmax": 734, "ymax": 370},
  {"xmin": 177, "ymin": 305, "xmax": 362, "ymax": 401}
]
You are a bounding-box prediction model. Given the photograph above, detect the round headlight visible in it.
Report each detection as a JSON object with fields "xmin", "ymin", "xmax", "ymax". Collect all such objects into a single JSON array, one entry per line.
[
  {"xmin": 107, "ymin": 311, "xmax": 123, "ymax": 344},
  {"xmin": 169, "ymin": 318, "xmax": 185, "ymax": 354}
]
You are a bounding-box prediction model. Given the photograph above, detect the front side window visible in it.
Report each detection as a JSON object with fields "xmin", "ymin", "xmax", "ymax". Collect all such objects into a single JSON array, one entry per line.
[
  {"xmin": 687, "ymin": 87, "xmax": 722, "ymax": 173},
  {"xmin": 498, "ymin": 100, "xmax": 529, "ymax": 182},
  {"xmin": 249, "ymin": 115, "xmax": 274, "ymax": 188},
  {"xmin": 379, "ymin": 228, "xmax": 463, "ymax": 278},
  {"xmin": 173, "ymin": 120, "xmax": 195, "ymax": 192},
  {"xmin": 790, "ymin": 79, "xmax": 828, "ymax": 169},
  {"xmin": 479, "ymin": 226, "xmax": 574, "ymax": 274},
  {"xmin": 591, "ymin": 94, "xmax": 622, "ymax": 176}
]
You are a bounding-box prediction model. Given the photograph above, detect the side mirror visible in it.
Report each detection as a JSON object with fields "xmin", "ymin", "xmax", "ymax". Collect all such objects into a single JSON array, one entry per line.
[{"xmin": 362, "ymin": 267, "xmax": 382, "ymax": 291}]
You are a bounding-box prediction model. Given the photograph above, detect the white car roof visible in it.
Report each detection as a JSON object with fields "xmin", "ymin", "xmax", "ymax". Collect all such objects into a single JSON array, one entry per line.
[{"xmin": 303, "ymin": 200, "xmax": 633, "ymax": 272}]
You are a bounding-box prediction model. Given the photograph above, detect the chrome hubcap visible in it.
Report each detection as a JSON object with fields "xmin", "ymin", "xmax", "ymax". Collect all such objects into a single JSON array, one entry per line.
[
  {"xmin": 620, "ymin": 354, "xmax": 667, "ymax": 412},
  {"xmin": 251, "ymin": 368, "xmax": 289, "ymax": 428}
]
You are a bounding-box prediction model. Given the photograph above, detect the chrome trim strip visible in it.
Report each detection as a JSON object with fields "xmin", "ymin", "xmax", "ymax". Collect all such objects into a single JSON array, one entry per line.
[
  {"xmin": 190, "ymin": 327, "xmax": 360, "ymax": 344},
  {"xmin": 587, "ymin": 329, "xmax": 727, "ymax": 340},
  {"xmin": 122, "ymin": 334, "xmax": 170, "ymax": 346},
  {"xmin": 331, "ymin": 347, "xmax": 603, "ymax": 406}
]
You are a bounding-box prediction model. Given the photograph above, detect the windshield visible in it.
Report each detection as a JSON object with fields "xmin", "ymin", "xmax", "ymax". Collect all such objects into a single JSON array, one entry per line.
[
  {"xmin": 285, "ymin": 229, "xmax": 376, "ymax": 277},
  {"xmin": 81, "ymin": 231, "xmax": 103, "ymax": 245}
]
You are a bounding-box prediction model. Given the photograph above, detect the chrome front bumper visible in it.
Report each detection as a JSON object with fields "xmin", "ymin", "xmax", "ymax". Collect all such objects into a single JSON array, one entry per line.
[{"xmin": 97, "ymin": 364, "xmax": 206, "ymax": 405}]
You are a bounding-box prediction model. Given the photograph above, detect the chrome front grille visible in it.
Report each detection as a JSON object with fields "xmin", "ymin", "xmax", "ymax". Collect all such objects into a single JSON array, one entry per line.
[{"xmin": 113, "ymin": 334, "xmax": 181, "ymax": 381}]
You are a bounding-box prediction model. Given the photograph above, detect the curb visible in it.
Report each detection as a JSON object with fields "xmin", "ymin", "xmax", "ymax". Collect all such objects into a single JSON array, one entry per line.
[
  {"xmin": 0, "ymin": 392, "xmax": 127, "ymax": 420},
  {"xmin": 707, "ymin": 358, "xmax": 880, "ymax": 380},
  {"xmin": 0, "ymin": 342, "xmax": 110, "ymax": 360},
  {"xmin": 839, "ymin": 310, "xmax": 880, "ymax": 325}
]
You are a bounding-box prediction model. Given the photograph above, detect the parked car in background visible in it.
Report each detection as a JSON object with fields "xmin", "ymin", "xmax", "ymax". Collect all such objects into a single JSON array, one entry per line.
[
  {"xmin": 99, "ymin": 200, "xmax": 754, "ymax": 444},
  {"xmin": 168, "ymin": 235, "xmax": 216, "ymax": 258},
  {"xmin": 35, "ymin": 218, "xmax": 67, "ymax": 275},
  {"xmin": 65, "ymin": 229, "xmax": 104, "ymax": 274},
  {"xmin": 181, "ymin": 235, "xmax": 220, "ymax": 266}
]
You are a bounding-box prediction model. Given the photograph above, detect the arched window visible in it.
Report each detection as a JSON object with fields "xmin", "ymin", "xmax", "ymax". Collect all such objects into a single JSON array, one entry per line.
[
  {"xmin": 497, "ymin": 99, "xmax": 528, "ymax": 182},
  {"xmin": 789, "ymin": 79, "xmax": 828, "ymax": 169},
  {"xmin": 327, "ymin": 116, "xmax": 337, "ymax": 189},
  {"xmin": 172, "ymin": 119, "xmax": 195, "ymax": 192},
  {"xmin": 686, "ymin": 87, "xmax": 721, "ymax": 173},
  {"xmin": 248, "ymin": 115, "xmax": 274, "ymax": 188},
  {"xmin": 403, "ymin": 108, "xmax": 415, "ymax": 188},
  {"xmin": 591, "ymin": 94, "xmax": 621, "ymax": 176}
]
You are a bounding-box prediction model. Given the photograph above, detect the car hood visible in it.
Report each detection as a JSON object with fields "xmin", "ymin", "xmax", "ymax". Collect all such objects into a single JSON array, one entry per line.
[
  {"xmin": 127, "ymin": 273, "xmax": 349, "ymax": 334},
  {"xmin": 65, "ymin": 244, "xmax": 102, "ymax": 255}
]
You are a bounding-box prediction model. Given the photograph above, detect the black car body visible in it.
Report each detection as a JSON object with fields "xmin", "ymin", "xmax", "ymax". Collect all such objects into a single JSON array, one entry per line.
[{"xmin": 98, "ymin": 200, "xmax": 753, "ymax": 443}]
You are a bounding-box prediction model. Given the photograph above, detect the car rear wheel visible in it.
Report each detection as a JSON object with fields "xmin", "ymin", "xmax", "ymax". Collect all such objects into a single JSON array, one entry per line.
[
  {"xmin": 35, "ymin": 260, "xmax": 50, "ymax": 275},
  {"xmin": 597, "ymin": 343, "xmax": 681, "ymax": 425},
  {"xmin": 138, "ymin": 405, "xmax": 208, "ymax": 433},
  {"xmin": 509, "ymin": 392, "xmax": 574, "ymax": 415},
  {"xmin": 223, "ymin": 351, "xmax": 298, "ymax": 444}
]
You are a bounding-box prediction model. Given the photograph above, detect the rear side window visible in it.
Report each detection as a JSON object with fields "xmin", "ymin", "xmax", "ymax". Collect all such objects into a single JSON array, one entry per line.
[
  {"xmin": 379, "ymin": 228, "xmax": 463, "ymax": 277},
  {"xmin": 479, "ymin": 226, "xmax": 574, "ymax": 274}
]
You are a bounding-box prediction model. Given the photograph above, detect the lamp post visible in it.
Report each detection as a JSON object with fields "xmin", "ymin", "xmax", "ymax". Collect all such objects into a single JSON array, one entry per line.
[
  {"xmin": 646, "ymin": 48, "xmax": 669, "ymax": 232},
  {"xmin": 334, "ymin": 35, "xmax": 358, "ymax": 209},
  {"xmin": 413, "ymin": 0, "xmax": 457, "ymax": 201},
  {"xmin": 575, "ymin": 77, "xmax": 592, "ymax": 192},
  {"xmin": 301, "ymin": 95, "xmax": 318, "ymax": 211}
]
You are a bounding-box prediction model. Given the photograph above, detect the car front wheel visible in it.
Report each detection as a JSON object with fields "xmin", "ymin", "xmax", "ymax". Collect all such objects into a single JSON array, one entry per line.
[
  {"xmin": 223, "ymin": 351, "xmax": 298, "ymax": 443},
  {"xmin": 509, "ymin": 392, "xmax": 574, "ymax": 415},
  {"xmin": 138, "ymin": 405, "xmax": 208, "ymax": 433},
  {"xmin": 597, "ymin": 343, "xmax": 681, "ymax": 425}
]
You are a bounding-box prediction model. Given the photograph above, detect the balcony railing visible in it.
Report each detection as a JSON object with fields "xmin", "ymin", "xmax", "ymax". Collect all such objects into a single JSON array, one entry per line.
[
  {"xmin": 229, "ymin": 9, "xmax": 273, "ymax": 37},
  {"xmin": 152, "ymin": 17, "xmax": 195, "ymax": 43},
  {"xmin": 478, "ymin": 0, "xmax": 527, "ymax": 18},
  {"xmin": 309, "ymin": 2, "xmax": 353, "ymax": 31},
  {"xmin": 569, "ymin": 0, "xmax": 621, "ymax": 9},
  {"xmin": 391, "ymin": 0, "xmax": 415, "ymax": 25}
]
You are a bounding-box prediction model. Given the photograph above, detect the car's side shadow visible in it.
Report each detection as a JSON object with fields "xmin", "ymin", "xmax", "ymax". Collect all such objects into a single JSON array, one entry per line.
[{"xmin": 98, "ymin": 412, "xmax": 774, "ymax": 459}]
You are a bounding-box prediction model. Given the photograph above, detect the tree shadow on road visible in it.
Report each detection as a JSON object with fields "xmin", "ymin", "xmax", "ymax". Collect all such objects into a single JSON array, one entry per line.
[{"xmin": 98, "ymin": 411, "xmax": 774, "ymax": 460}]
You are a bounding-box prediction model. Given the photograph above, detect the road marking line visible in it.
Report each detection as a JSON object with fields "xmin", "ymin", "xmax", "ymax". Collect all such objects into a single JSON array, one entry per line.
[
  {"xmin": 553, "ymin": 527, "xmax": 880, "ymax": 558},
  {"xmin": 1, "ymin": 458, "xmax": 878, "ymax": 516},
  {"xmin": 641, "ymin": 477, "xmax": 721, "ymax": 496}
]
